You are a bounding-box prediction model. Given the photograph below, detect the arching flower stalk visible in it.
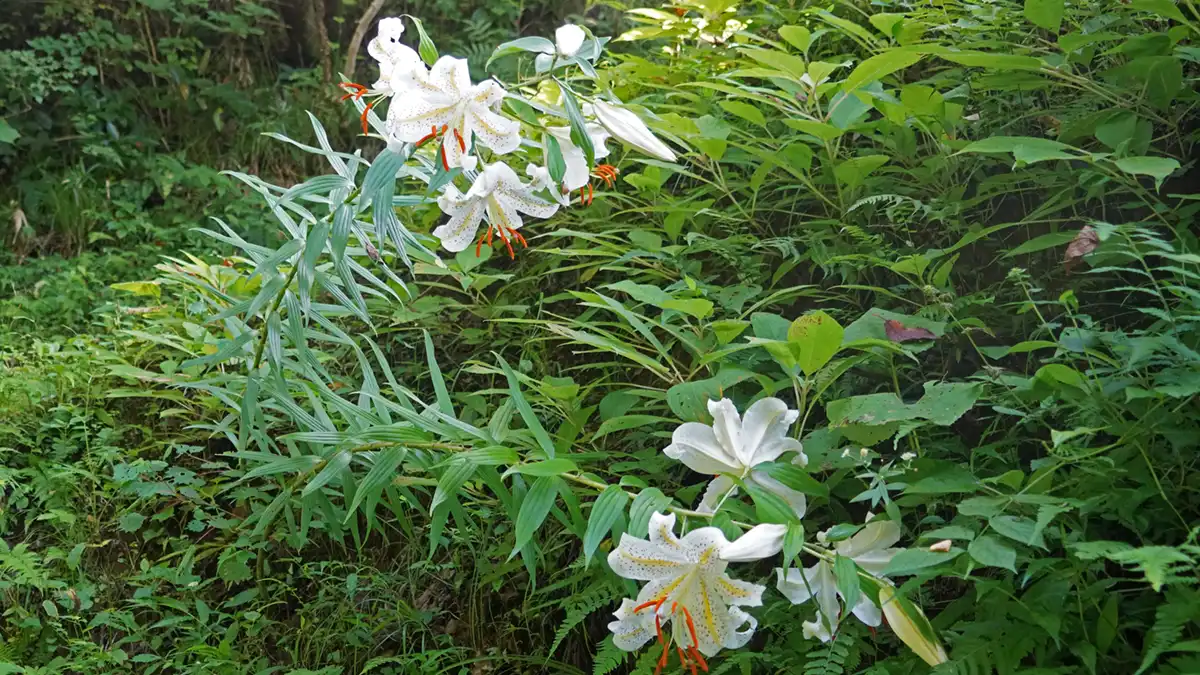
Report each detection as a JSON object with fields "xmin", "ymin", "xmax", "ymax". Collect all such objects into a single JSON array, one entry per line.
[{"xmin": 607, "ymin": 512, "xmax": 785, "ymax": 673}]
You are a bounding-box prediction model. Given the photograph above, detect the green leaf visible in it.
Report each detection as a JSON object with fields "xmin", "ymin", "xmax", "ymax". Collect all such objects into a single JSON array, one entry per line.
[
  {"xmin": 782, "ymin": 118, "xmax": 843, "ymax": 141},
  {"xmin": 884, "ymin": 548, "xmax": 964, "ymax": 576},
  {"xmin": 546, "ymin": 135, "xmax": 567, "ymax": 184},
  {"xmin": 1025, "ymin": 0, "xmax": 1065, "ymax": 32},
  {"xmin": 628, "ymin": 488, "xmax": 671, "ymax": 537},
  {"xmin": 345, "ymin": 446, "xmax": 408, "ymax": 520},
  {"xmin": 827, "ymin": 381, "xmax": 982, "ymax": 428},
  {"xmin": 968, "ymin": 535, "xmax": 1017, "ymax": 572},
  {"xmin": 779, "ymin": 25, "xmax": 812, "ymax": 53},
  {"xmin": 301, "ymin": 450, "xmax": 351, "ymax": 498},
  {"xmin": 583, "ymin": 486, "xmax": 629, "ymax": 565},
  {"xmin": 1129, "ymin": 0, "xmax": 1187, "ymax": 21},
  {"xmin": 745, "ymin": 484, "xmax": 799, "ymax": 524},
  {"xmin": 787, "ymin": 310, "xmax": 844, "ymax": 376},
  {"xmin": 111, "ymin": 281, "xmax": 161, "ymax": 298},
  {"xmin": 718, "ymin": 101, "xmax": 766, "ymax": 127},
  {"xmin": 511, "ymin": 476, "xmax": 559, "ymax": 558},
  {"xmin": 666, "ymin": 368, "xmax": 757, "ymax": 422},
  {"xmin": 833, "ymin": 555, "xmax": 861, "ymax": 613},
  {"xmin": 431, "ymin": 457, "xmax": 476, "ymax": 512},
  {"xmin": 593, "ymin": 415, "xmax": 671, "ymax": 440},
  {"xmin": 487, "ymin": 36, "xmax": 555, "ymax": 69},
  {"xmin": 834, "ymin": 155, "xmax": 890, "ymax": 189},
  {"xmin": 557, "ymin": 80, "xmax": 595, "ymax": 166},
  {"xmin": 989, "ymin": 515, "xmax": 1047, "ymax": 549},
  {"xmin": 0, "ymin": 118, "xmax": 19, "ymax": 145},
  {"xmin": 758, "ymin": 462, "xmax": 829, "ymax": 497},
  {"xmin": 497, "ymin": 355, "xmax": 557, "ymax": 459},
  {"xmin": 1004, "ymin": 231, "xmax": 1079, "ymax": 257},
  {"xmin": 504, "ymin": 458, "xmax": 578, "ymax": 478},
  {"xmin": 782, "ymin": 522, "xmax": 805, "ymax": 569},
  {"xmin": 1115, "ymin": 156, "xmax": 1180, "ymax": 190},
  {"xmin": 424, "ymin": 330, "xmax": 454, "ymax": 418},
  {"xmin": 118, "ymin": 513, "xmax": 146, "ymax": 532},
  {"xmin": 842, "ymin": 48, "xmax": 922, "ymax": 93}
]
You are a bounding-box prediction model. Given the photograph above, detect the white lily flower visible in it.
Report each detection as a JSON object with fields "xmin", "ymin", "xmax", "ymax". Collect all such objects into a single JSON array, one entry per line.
[
  {"xmin": 365, "ymin": 17, "xmax": 427, "ymax": 97},
  {"xmin": 433, "ymin": 162, "xmax": 558, "ymax": 256},
  {"xmin": 386, "ymin": 56, "xmax": 520, "ymax": 171},
  {"xmin": 545, "ymin": 124, "xmax": 611, "ymax": 191},
  {"xmin": 555, "ymin": 24, "xmax": 587, "ymax": 58},
  {"xmin": 607, "ymin": 512, "xmax": 785, "ymax": 666},
  {"xmin": 591, "ymin": 100, "xmax": 677, "ymax": 162},
  {"xmin": 664, "ymin": 398, "xmax": 808, "ymax": 519},
  {"xmin": 775, "ymin": 518, "xmax": 903, "ymax": 642}
]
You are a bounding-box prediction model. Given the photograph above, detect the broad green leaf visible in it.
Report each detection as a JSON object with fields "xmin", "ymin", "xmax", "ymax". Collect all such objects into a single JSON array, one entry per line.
[
  {"xmin": 787, "ymin": 310, "xmax": 844, "ymax": 376},
  {"xmin": 241, "ymin": 455, "xmax": 323, "ymax": 481},
  {"xmin": 718, "ymin": 100, "xmax": 766, "ymax": 127},
  {"xmin": 0, "ymin": 118, "xmax": 19, "ymax": 145},
  {"xmin": 833, "ymin": 555, "xmax": 861, "ymax": 613},
  {"xmin": 1025, "ymin": 0, "xmax": 1065, "ymax": 31},
  {"xmin": 782, "ymin": 118, "xmax": 843, "ymax": 141},
  {"xmin": 742, "ymin": 48, "xmax": 807, "ymax": 80},
  {"xmin": 111, "ymin": 281, "xmax": 161, "ymax": 298},
  {"xmin": 118, "ymin": 513, "xmax": 146, "ymax": 532},
  {"xmin": 431, "ymin": 457, "xmax": 477, "ymax": 512},
  {"xmin": 827, "ymin": 381, "xmax": 982, "ymax": 428},
  {"xmin": 1003, "ymin": 231, "xmax": 1079, "ymax": 257},
  {"xmin": 628, "ymin": 488, "xmax": 671, "ymax": 537},
  {"xmin": 487, "ymin": 36, "xmax": 555, "ymax": 69},
  {"xmin": 593, "ymin": 415, "xmax": 671, "ymax": 440},
  {"xmin": 758, "ymin": 462, "xmax": 829, "ymax": 497},
  {"xmin": 968, "ymin": 535, "xmax": 1017, "ymax": 572},
  {"xmin": 778, "ymin": 25, "xmax": 812, "ymax": 53},
  {"xmin": 989, "ymin": 515, "xmax": 1047, "ymax": 549},
  {"xmin": 745, "ymin": 484, "xmax": 799, "ymax": 524},
  {"xmin": 1114, "ymin": 156, "xmax": 1180, "ymax": 189},
  {"xmin": 1129, "ymin": 0, "xmax": 1186, "ymax": 21},
  {"xmin": 667, "ymin": 368, "xmax": 758, "ymax": 422},
  {"xmin": 884, "ymin": 548, "xmax": 964, "ymax": 576},
  {"xmin": 842, "ymin": 48, "xmax": 922, "ymax": 93},
  {"xmin": 511, "ymin": 476, "xmax": 559, "ymax": 558},
  {"xmin": 583, "ymin": 486, "xmax": 629, "ymax": 564},
  {"xmin": 834, "ymin": 155, "xmax": 890, "ymax": 189}
]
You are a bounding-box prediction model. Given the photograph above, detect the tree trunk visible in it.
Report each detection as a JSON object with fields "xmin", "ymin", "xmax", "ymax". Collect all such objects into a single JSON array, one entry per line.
[{"xmin": 342, "ymin": 0, "xmax": 388, "ymax": 81}]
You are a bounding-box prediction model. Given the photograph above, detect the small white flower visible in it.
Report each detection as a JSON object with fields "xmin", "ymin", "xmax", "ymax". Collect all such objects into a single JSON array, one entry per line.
[
  {"xmin": 776, "ymin": 518, "xmax": 903, "ymax": 642},
  {"xmin": 433, "ymin": 162, "xmax": 558, "ymax": 255},
  {"xmin": 386, "ymin": 56, "xmax": 520, "ymax": 171},
  {"xmin": 860, "ymin": 447, "xmax": 870, "ymax": 459},
  {"xmin": 555, "ymin": 24, "xmax": 587, "ymax": 58},
  {"xmin": 366, "ymin": 17, "xmax": 427, "ymax": 97},
  {"xmin": 591, "ymin": 100, "xmax": 677, "ymax": 162},
  {"xmin": 664, "ymin": 397, "xmax": 808, "ymax": 519},
  {"xmin": 900, "ymin": 452, "xmax": 916, "ymax": 462},
  {"xmin": 607, "ymin": 512, "xmax": 784, "ymax": 664}
]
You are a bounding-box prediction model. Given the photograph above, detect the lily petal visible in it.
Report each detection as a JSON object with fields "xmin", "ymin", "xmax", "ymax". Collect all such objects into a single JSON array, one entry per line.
[
  {"xmin": 608, "ymin": 598, "xmax": 655, "ymax": 651},
  {"xmin": 837, "ymin": 520, "xmax": 902, "ymax": 575},
  {"xmin": 850, "ymin": 593, "xmax": 882, "ymax": 627},
  {"xmin": 432, "ymin": 185, "xmax": 486, "ymax": 252},
  {"xmin": 725, "ymin": 606, "xmax": 759, "ymax": 649},
  {"xmin": 719, "ymin": 523, "xmax": 786, "ymax": 562},
  {"xmin": 555, "ymin": 24, "xmax": 586, "ymax": 57},
  {"xmin": 712, "ymin": 573, "xmax": 766, "ymax": 607},
  {"xmin": 738, "ymin": 397, "xmax": 801, "ymax": 466},
  {"xmin": 663, "ymin": 422, "xmax": 742, "ymax": 475},
  {"xmin": 696, "ymin": 474, "xmax": 737, "ymax": 514},
  {"xmin": 707, "ymin": 398, "xmax": 743, "ymax": 460},
  {"xmin": 607, "ymin": 533, "xmax": 689, "ymax": 581},
  {"xmin": 593, "ymin": 99, "xmax": 677, "ymax": 162}
]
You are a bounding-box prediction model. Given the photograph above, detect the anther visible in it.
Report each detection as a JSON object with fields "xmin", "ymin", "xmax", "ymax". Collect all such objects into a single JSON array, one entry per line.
[{"xmin": 360, "ymin": 101, "xmax": 374, "ymax": 134}]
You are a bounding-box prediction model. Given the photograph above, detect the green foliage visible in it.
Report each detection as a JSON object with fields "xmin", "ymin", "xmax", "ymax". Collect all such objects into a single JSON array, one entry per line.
[{"xmin": 3, "ymin": 0, "xmax": 1200, "ymax": 673}]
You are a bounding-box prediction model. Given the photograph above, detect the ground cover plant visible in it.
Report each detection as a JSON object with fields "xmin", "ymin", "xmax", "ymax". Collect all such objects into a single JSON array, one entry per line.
[{"xmin": 1, "ymin": 0, "xmax": 1199, "ymax": 674}]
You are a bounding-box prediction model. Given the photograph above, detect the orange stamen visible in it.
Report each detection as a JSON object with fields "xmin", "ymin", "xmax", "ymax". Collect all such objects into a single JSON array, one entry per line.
[
  {"xmin": 635, "ymin": 599, "xmax": 663, "ymax": 613},
  {"xmin": 475, "ymin": 230, "xmax": 487, "ymax": 257},
  {"xmin": 453, "ymin": 128, "xmax": 466, "ymax": 153},
  {"xmin": 682, "ymin": 606, "xmax": 700, "ymax": 650},
  {"xmin": 417, "ymin": 124, "xmax": 440, "ymax": 146},
  {"xmin": 689, "ymin": 647, "xmax": 708, "ymax": 672},
  {"xmin": 679, "ymin": 647, "xmax": 696, "ymax": 675},
  {"xmin": 359, "ymin": 101, "xmax": 375, "ymax": 134},
  {"xmin": 440, "ymin": 144, "xmax": 449, "ymax": 171}
]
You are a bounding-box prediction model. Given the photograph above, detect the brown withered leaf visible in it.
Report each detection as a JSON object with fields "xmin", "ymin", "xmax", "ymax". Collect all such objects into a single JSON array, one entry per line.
[
  {"xmin": 1064, "ymin": 226, "xmax": 1099, "ymax": 271},
  {"xmin": 884, "ymin": 319, "xmax": 936, "ymax": 343}
]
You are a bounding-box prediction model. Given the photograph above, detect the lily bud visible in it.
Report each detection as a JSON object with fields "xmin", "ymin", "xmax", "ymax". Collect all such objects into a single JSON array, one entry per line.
[
  {"xmin": 555, "ymin": 24, "xmax": 586, "ymax": 58},
  {"xmin": 591, "ymin": 100, "xmax": 677, "ymax": 162},
  {"xmin": 879, "ymin": 584, "xmax": 948, "ymax": 666}
]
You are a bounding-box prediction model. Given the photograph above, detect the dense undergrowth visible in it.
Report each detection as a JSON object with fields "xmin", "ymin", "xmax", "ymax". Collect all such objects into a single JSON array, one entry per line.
[{"xmin": 2, "ymin": 1, "xmax": 1200, "ymax": 674}]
